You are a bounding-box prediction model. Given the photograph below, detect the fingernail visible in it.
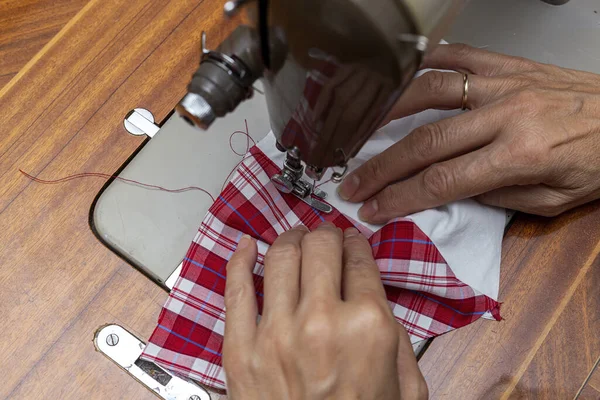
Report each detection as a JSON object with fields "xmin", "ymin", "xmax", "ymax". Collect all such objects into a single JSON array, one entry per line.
[
  {"xmin": 344, "ymin": 227, "xmax": 360, "ymax": 238},
  {"xmin": 237, "ymin": 234, "xmax": 252, "ymax": 250},
  {"xmin": 292, "ymin": 224, "xmax": 309, "ymax": 231},
  {"xmin": 358, "ymin": 200, "xmax": 378, "ymax": 222},
  {"xmin": 337, "ymin": 174, "xmax": 360, "ymax": 201}
]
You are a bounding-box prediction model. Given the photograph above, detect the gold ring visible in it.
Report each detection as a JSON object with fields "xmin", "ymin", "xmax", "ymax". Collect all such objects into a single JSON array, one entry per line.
[{"xmin": 461, "ymin": 73, "xmax": 469, "ymax": 110}]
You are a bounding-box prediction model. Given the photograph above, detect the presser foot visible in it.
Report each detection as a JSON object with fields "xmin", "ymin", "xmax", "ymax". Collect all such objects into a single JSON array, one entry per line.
[
  {"xmin": 293, "ymin": 180, "xmax": 332, "ymax": 213},
  {"xmin": 271, "ymin": 149, "xmax": 333, "ymax": 214},
  {"xmin": 271, "ymin": 173, "xmax": 332, "ymax": 214}
]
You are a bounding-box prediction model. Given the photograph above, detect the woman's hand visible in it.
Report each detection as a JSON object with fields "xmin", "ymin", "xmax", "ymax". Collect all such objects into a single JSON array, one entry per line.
[
  {"xmin": 223, "ymin": 223, "xmax": 427, "ymax": 400},
  {"xmin": 337, "ymin": 44, "xmax": 600, "ymax": 224}
]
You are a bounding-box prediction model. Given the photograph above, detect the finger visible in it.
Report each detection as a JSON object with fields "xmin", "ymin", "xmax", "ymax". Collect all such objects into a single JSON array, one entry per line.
[
  {"xmin": 338, "ymin": 107, "xmax": 504, "ymax": 203},
  {"xmin": 396, "ymin": 324, "xmax": 428, "ymax": 399},
  {"xmin": 422, "ymin": 43, "xmax": 537, "ymax": 76},
  {"xmin": 262, "ymin": 225, "xmax": 309, "ymax": 316},
  {"xmin": 341, "ymin": 228, "xmax": 387, "ymax": 302},
  {"xmin": 382, "ymin": 71, "xmax": 507, "ymax": 124},
  {"xmin": 357, "ymin": 148, "xmax": 514, "ymax": 224},
  {"xmin": 476, "ymin": 185, "xmax": 576, "ymax": 217},
  {"xmin": 300, "ymin": 222, "xmax": 344, "ymax": 300},
  {"xmin": 224, "ymin": 235, "xmax": 259, "ymax": 348}
]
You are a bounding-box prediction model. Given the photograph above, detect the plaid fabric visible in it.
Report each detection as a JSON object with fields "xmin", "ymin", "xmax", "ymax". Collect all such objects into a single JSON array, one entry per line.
[{"xmin": 141, "ymin": 145, "xmax": 501, "ymax": 391}]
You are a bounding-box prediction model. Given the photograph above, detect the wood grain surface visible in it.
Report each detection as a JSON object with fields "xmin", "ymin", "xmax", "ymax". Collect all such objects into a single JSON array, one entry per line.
[
  {"xmin": 0, "ymin": 0, "xmax": 238, "ymax": 398},
  {"xmin": 419, "ymin": 204, "xmax": 600, "ymax": 399},
  {"xmin": 0, "ymin": 0, "xmax": 89, "ymax": 90},
  {"xmin": 2, "ymin": 0, "xmax": 600, "ymax": 399}
]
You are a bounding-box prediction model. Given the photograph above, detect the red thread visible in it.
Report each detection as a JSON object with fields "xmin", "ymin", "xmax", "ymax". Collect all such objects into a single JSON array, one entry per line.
[
  {"xmin": 19, "ymin": 119, "xmax": 258, "ymax": 203},
  {"xmin": 229, "ymin": 119, "xmax": 255, "ymax": 156},
  {"xmin": 221, "ymin": 155, "xmax": 253, "ymax": 192},
  {"xmin": 19, "ymin": 169, "xmax": 216, "ymax": 202},
  {"xmin": 315, "ymin": 178, "xmax": 332, "ymax": 188}
]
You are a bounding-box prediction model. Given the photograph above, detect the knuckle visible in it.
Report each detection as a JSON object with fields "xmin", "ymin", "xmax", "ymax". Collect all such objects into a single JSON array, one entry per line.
[
  {"xmin": 354, "ymin": 299, "xmax": 396, "ymax": 339},
  {"xmin": 265, "ymin": 242, "xmax": 301, "ymax": 264},
  {"xmin": 506, "ymin": 73, "xmax": 534, "ymax": 91},
  {"xmin": 223, "ymin": 351, "xmax": 253, "ymax": 378},
  {"xmin": 363, "ymin": 156, "xmax": 390, "ymax": 183},
  {"xmin": 510, "ymin": 89, "xmax": 547, "ymax": 113},
  {"xmin": 345, "ymin": 252, "xmax": 376, "ymax": 271},
  {"xmin": 302, "ymin": 228, "xmax": 340, "ymax": 248},
  {"xmin": 449, "ymin": 43, "xmax": 473, "ymax": 59},
  {"xmin": 488, "ymin": 146, "xmax": 511, "ymax": 173},
  {"xmin": 505, "ymin": 134, "xmax": 550, "ymax": 168},
  {"xmin": 376, "ymin": 186, "xmax": 403, "ymax": 215},
  {"xmin": 272, "ymin": 330, "xmax": 293, "ymax": 353},
  {"xmin": 505, "ymin": 56, "xmax": 536, "ymax": 73},
  {"xmin": 225, "ymin": 282, "xmax": 251, "ymax": 309},
  {"xmin": 300, "ymin": 312, "xmax": 334, "ymax": 345},
  {"xmin": 422, "ymin": 71, "xmax": 449, "ymax": 95},
  {"xmin": 518, "ymin": 56, "xmax": 541, "ymax": 71},
  {"xmin": 410, "ymin": 123, "xmax": 444, "ymax": 161},
  {"xmin": 421, "ymin": 164, "xmax": 455, "ymax": 199}
]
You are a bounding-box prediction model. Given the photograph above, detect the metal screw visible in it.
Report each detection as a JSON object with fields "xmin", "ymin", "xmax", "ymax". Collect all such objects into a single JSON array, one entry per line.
[
  {"xmin": 223, "ymin": 0, "xmax": 247, "ymax": 17},
  {"xmin": 189, "ymin": 396, "xmax": 201, "ymax": 400},
  {"xmin": 106, "ymin": 333, "xmax": 119, "ymax": 346}
]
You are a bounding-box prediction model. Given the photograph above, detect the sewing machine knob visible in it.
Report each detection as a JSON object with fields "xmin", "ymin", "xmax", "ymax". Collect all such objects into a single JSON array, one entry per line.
[
  {"xmin": 176, "ymin": 93, "xmax": 216, "ymax": 130},
  {"xmin": 271, "ymin": 173, "xmax": 294, "ymax": 194}
]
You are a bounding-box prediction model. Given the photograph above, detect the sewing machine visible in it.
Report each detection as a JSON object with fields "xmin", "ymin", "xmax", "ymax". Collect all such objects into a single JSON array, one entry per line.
[
  {"xmin": 176, "ymin": 0, "xmax": 466, "ymax": 212},
  {"xmin": 91, "ymin": 0, "xmax": 600, "ymax": 397}
]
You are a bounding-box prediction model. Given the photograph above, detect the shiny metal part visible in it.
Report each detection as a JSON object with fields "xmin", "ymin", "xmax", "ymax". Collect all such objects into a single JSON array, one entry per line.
[
  {"xmin": 291, "ymin": 180, "xmax": 332, "ymax": 213},
  {"xmin": 94, "ymin": 324, "xmax": 210, "ymax": 400},
  {"xmin": 223, "ymin": 0, "xmax": 247, "ymax": 17},
  {"xmin": 312, "ymin": 186, "xmax": 328, "ymax": 200},
  {"xmin": 305, "ymin": 165, "xmax": 325, "ymax": 181},
  {"xmin": 301, "ymin": 195, "xmax": 333, "ymax": 213},
  {"xmin": 124, "ymin": 108, "xmax": 159, "ymax": 138},
  {"xmin": 106, "ymin": 333, "xmax": 119, "ymax": 346},
  {"xmin": 176, "ymin": 27, "xmax": 264, "ymax": 130},
  {"xmin": 271, "ymin": 149, "xmax": 304, "ymax": 193},
  {"xmin": 177, "ymin": 93, "xmax": 216, "ymax": 129},
  {"xmin": 200, "ymin": 31, "xmax": 210, "ymax": 57},
  {"xmin": 331, "ymin": 164, "xmax": 348, "ymax": 184},
  {"xmin": 271, "ymin": 151, "xmax": 332, "ymax": 213},
  {"xmin": 398, "ymin": 33, "xmax": 430, "ymax": 52}
]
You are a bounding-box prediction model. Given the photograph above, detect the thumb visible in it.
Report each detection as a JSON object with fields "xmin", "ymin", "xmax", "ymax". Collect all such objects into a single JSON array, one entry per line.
[{"xmin": 396, "ymin": 324, "xmax": 428, "ymax": 399}]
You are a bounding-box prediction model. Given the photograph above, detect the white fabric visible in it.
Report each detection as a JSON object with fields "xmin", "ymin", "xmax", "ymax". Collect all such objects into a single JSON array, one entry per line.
[{"xmin": 257, "ymin": 107, "xmax": 505, "ymax": 300}]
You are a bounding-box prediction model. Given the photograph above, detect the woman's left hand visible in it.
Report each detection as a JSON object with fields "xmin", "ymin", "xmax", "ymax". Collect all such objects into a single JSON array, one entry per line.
[{"xmin": 337, "ymin": 44, "xmax": 600, "ymax": 224}]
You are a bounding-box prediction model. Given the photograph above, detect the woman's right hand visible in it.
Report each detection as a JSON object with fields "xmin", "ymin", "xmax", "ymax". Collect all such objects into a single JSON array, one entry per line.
[{"xmin": 223, "ymin": 223, "xmax": 427, "ymax": 399}]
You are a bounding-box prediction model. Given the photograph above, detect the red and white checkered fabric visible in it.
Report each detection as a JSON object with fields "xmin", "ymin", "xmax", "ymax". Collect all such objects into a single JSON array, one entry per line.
[{"xmin": 141, "ymin": 145, "xmax": 501, "ymax": 391}]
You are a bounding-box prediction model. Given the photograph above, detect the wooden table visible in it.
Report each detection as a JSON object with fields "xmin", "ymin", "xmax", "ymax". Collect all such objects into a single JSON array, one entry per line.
[{"xmin": 1, "ymin": 1, "xmax": 599, "ymax": 399}]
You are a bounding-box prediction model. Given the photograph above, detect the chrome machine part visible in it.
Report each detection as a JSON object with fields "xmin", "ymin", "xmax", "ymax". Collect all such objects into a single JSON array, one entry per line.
[
  {"xmin": 123, "ymin": 108, "xmax": 160, "ymax": 138},
  {"xmin": 272, "ymin": 149, "xmax": 333, "ymax": 212},
  {"xmin": 94, "ymin": 325, "xmax": 211, "ymax": 400},
  {"xmin": 176, "ymin": 26, "xmax": 267, "ymax": 129}
]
